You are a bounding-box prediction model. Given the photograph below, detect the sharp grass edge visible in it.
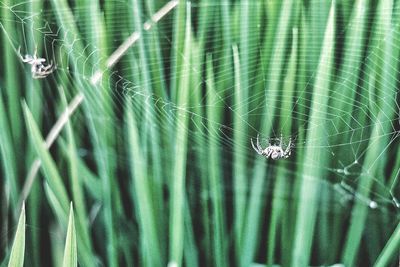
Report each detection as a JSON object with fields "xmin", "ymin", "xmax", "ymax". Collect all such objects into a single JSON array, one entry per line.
[
  {"xmin": 7, "ymin": 204, "xmax": 25, "ymax": 267},
  {"xmin": 62, "ymin": 203, "xmax": 77, "ymax": 267}
]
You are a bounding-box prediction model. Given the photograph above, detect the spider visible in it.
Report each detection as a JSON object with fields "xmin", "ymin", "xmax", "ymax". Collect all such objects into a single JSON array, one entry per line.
[
  {"xmin": 18, "ymin": 47, "xmax": 55, "ymax": 79},
  {"xmin": 251, "ymin": 134, "xmax": 293, "ymax": 160}
]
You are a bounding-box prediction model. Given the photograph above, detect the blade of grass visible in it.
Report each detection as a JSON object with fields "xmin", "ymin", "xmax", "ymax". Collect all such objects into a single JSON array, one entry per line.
[
  {"xmin": 7, "ymin": 204, "xmax": 25, "ymax": 267},
  {"xmin": 59, "ymin": 87, "xmax": 94, "ymax": 260},
  {"xmin": 20, "ymin": 93, "xmax": 84, "ymax": 208},
  {"xmin": 131, "ymin": 0, "xmax": 166, "ymax": 258},
  {"xmin": 169, "ymin": 3, "xmax": 191, "ymax": 266},
  {"xmin": 22, "ymin": 103, "xmax": 70, "ymax": 213},
  {"xmin": 331, "ymin": 0, "xmax": 368, "ymax": 121},
  {"xmin": 239, "ymin": 0, "xmax": 250, "ymax": 101},
  {"xmin": 183, "ymin": 201, "xmax": 198, "ymax": 267},
  {"xmin": 44, "ymin": 182, "xmax": 68, "ymax": 227},
  {"xmin": 240, "ymin": 165, "xmax": 267, "ymax": 267},
  {"xmin": 48, "ymin": 223, "xmax": 65, "ymax": 267},
  {"xmin": 309, "ymin": 0, "xmax": 331, "ymax": 67},
  {"xmin": 218, "ymin": 0, "xmax": 233, "ymax": 93},
  {"xmin": 0, "ymin": 91, "xmax": 18, "ymax": 211},
  {"xmin": 329, "ymin": 0, "xmax": 368, "ymax": 160},
  {"xmin": 143, "ymin": 0, "xmax": 169, "ymax": 100},
  {"xmin": 126, "ymin": 103, "xmax": 163, "ymax": 266},
  {"xmin": 1, "ymin": 0, "xmax": 22, "ymax": 159},
  {"xmin": 188, "ymin": 39, "xmax": 211, "ymax": 265},
  {"xmin": 374, "ymin": 221, "xmax": 400, "ymax": 267},
  {"xmin": 169, "ymin": 0, "xmax": 186, "ymax": 101},
  {"xmin": 253, "ymin": 0, "xmax": 281, "ymax": 96},
  {"xmin": 291, "ymin": 2, "xmax": 335, "ymax": 266},
  {"xmin": 232, "ymin": 43, "xmax": 247, "ymax": 259},
  {"xmin": 62, "ymin": 203, "xmax": 77, "ymax": 267},
  {"xmin": 25, "ymin": 1, "xmax": 44, "ymax": 266},
  {"xmin": 57, "ymin": 138, "xmax": 102, "ymax": 201},
  {"xmin": 261, "ymin": 0, "xmax": 294, "ymax": 136},
  {"xmin": 341, "ymin": 111, "xmax": 391, "ymax": 266},
  {"xmin": 266, "ymin": 27, "xmax": 298, "ymax": 266},
  {"xmin": 206, "ymin": 55, "xmax": 228, "ymax": 267},
  {"xmin": 19, "ymin": 94, "xmax": 84, "ymax": 208}
]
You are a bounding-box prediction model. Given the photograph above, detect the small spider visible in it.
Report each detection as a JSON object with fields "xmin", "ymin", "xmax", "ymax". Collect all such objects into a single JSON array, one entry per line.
[
  {"xmin": 251, "ymin": 134, "xmax": 293, "ymax": 160},
  {"xmin": 18, "ymin": 47, "xmax": 55, "ymax": 79}
]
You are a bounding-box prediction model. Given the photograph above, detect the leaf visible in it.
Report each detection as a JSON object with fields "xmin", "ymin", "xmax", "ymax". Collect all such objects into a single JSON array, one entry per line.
[
  {"xmin": 7, "ymin": 204, "xmax": 26, "ymax": 267},
  {"xmin": 22, "ymin": 102, "xmax": 69, "ymax": 217},
  {"xmin": 62, "ymin": 203, "xmax": 77, "ymax": 267}
]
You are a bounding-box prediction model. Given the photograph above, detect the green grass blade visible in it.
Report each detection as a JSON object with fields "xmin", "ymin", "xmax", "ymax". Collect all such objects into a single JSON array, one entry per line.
[
  {"xmin": 22, "ymin": 103, "xmax": 69, "ymax": 214},
  {"xmin": 183, "ymin": 202, "xmax": 198, "ymax": 267},
  {"xmin": 374, "ymin": 221, "xmax": 400, "ymax": 267},
  {"xmin": 57, "ymin": 138, "xmax": 102, "ymax": 201},
  {"xmin": 261, "ymin": 0, "xmax": 294, "ymax": 135},
  {"xmin": 266, "ymin": 27, "xmax": 298, "ymax": 266},
  {"xmin": 0, "ymin": 92, "xmax": 18, "ymax": 210},
  {"xmin": 291, "ymin": 2, "xmax": 335, "ymax": 266},
  {"xmin": 218, "ymin": 0, "xmax": 233, "ymax": 92},
  {"xmin": 169, "ymin": 3, "xmax": 191, "ymax": 265},
  {"xmin": 232, "ymin": 44, "xmax": 247, "ymax": 257},
  {"xmin": 240, "ymin": 168, "xmax": 266, "ymax": 267},
  {"xmin": 1, "ymin": 0, "xmax": 22, "ymax": 154},
  {"xmin": 25, "ymin": 1, "xmax": 44, "ymax": 266},
  {"xmin": 131, "ymin": 0, "xmax": 166, "ymax": 254},
  {"xmin": 239, "ymin": 0, "xmax": 250, "ymax": 99},
  {"xmin": 59, "ymin": 88, "xmax": 94, "ymax": 261},
  {"xmin": 62, "ymin": 203, "xmax": 77, "ymax": 267},
  {"xmin": 331, "ymin": 0, "xmax": 368, "ymax": 123},
  {"xmin": 253, "ymin": 1, "xmax": 280, "ymax": 95},
  {"xmin": 7, "ymin": 204, "xmax": 25, "ymax": 267},
  {"xmin": 126, "ymin": 104, "xmax": 163, "ymax": 266},
  {"xmin": 342, "ymin": 112, "xmax": 390, "ymax": 266},
  {"xmin": 143, "ymin": 1, "xmax": 168, "ymax": 100},
  {"xmin": 206, "ymin": 55, "xmax": 228, "ymax": 267},
  {"xmin": 189, "ymin": 41, "xmax": 211, "ymax": 264},
  {"xmin": 44, "ymin": 183, "xmax": 68, "ymax": 226},
  {"xmin": 169, "ymin": 0, "xmax": 187, "ymax": 101}
]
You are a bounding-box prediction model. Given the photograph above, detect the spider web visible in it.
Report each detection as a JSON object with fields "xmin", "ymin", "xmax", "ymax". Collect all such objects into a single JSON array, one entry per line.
[{"xmin": 1, "ymin": 0, "xmax": 400, "ymax": 265}]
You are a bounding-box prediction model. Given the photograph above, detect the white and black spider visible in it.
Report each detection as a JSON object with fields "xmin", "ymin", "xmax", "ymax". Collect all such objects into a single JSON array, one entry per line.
[
  {"xmin": 18, "ymin": 47, "xmax": 55, "ymax": 79},
  {"xmin": 251, "ymin": 134, "xmax": 293, "ymax": 160}
]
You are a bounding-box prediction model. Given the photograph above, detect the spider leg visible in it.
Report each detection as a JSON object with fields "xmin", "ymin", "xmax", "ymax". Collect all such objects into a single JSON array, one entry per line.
[
  {"xmin": 19, "ymin": 50, "xmax": 32, "ymax": 63},
  {"xmin": 284, "ymin": 138, "xmax": 292, "ymax": 157},
  {"xmin": 34, "ymin": 72, "xmax": 50, "ymax": 79},
  {"xmin": 18, "ymin": 46, "xmax": 23, "ymax": 60},
  {"xmin": 33, "ymin": 70, "xmax": 51, "ymax": 79},
  {"xmin": 256, "ymin": 134, "xmax": 264, "ymax": 152},
  {"xmin": 32, "ymin": 73, "xmax": 41, "ymax": 79},
  {"xmin": 251, "ymin": 137, "xmax": 262, "ymax": 155},
  {"xmin": 34, "ymin": 46, "xmax": 38, "ymax": 59}
]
